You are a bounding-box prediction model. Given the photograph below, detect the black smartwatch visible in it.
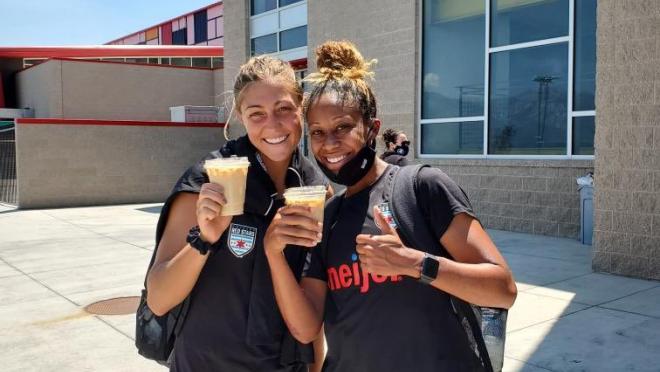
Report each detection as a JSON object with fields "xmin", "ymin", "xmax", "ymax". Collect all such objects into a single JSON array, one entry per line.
[
  {"xmin": 418, "ymin": 253, "xmax": 439, "ymax": 285},
  {"xmin": 186, "ymin": 225, "xmax": 218, "ymax": 255}
]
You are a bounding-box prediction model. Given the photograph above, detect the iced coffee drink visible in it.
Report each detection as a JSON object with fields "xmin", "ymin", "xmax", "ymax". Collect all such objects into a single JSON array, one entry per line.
[
  {"xmin": 283, "ymin": 185, "xmax": 326, "ymax": 223},
  {"xmin": 204, "ymin": 157, "xmax": 250, "ymax": 216}
]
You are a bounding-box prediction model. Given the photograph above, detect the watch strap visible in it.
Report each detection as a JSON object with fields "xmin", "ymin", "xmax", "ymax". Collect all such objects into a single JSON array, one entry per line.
[{"xmin": 186, "ymin": 225, "xmax": 218, "ymax": 255}]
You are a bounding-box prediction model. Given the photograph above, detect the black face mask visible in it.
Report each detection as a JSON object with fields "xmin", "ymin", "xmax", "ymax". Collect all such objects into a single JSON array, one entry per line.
[
  {"xmin": 316, "ymin": 138, "xmax": 377, "ymax": 187},
  {"xmin": 394, "ymin": 142, "xmax": 409, "ymax": 157}
]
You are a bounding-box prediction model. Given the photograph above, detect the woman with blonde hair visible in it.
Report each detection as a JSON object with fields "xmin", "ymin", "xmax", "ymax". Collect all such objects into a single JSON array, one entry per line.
[
  {"xmin": 145, "ymin": 55, "xmax": 328, "ymax": 372},
  {"xmin": 264, "ymin": 41, "xmax": 517, "ymax": 371}
]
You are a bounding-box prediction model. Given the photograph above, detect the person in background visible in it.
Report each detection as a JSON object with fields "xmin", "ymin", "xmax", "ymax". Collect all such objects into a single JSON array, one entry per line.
[{"xmin": 380, "ymin": 128, "xmax": 410, "ymax": 166}]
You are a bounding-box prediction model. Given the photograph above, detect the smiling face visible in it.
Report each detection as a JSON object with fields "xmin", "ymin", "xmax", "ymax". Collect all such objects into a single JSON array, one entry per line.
[
  {"xmin": 307, "ymin": 93, "xmax": 379, "ymax": 174},
  {"xmin": 238, "ymin": 80, "xmax": 303, "ymax": 163}
]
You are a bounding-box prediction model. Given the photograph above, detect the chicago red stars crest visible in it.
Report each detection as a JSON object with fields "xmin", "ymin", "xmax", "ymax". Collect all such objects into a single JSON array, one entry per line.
[{"xmin": 227, "ymin": 223, "xmax": 257, "ymax": 258}]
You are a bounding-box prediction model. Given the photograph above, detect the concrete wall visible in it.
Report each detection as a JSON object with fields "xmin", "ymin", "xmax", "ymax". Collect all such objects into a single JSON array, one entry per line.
[
  {"xmin": 15, "ymin": 120, "xmax": 226, "ymax": 208},
  {"xmin": 16, "ymin": 60, "xmax": 63, "ymax": 118},
  {"xmin": 592, "ymin": 0, "xmax": 660, "ymax": 280},
  {"xmin": 18, "ymin": 59, "xmax": 216, "ymax": 121}
]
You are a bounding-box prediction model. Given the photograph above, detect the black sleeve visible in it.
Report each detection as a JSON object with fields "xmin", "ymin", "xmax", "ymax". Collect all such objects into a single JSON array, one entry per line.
[
  {"xmin": 416, "ymin": 167, "xmax": 478, "ymax": 241},
  {"xmin": 302, "ymin": 243, "xmax": 327, "ymax": 282}
]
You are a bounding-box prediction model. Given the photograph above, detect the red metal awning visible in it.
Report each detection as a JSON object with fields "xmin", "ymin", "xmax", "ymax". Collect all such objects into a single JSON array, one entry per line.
[{"xmin": 0, "ymin": 45, "xmax": 223, "ymax": 59}]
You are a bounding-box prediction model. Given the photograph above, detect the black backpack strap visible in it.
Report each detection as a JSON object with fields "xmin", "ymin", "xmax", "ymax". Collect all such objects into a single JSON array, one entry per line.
[{"xmin": 388, "ymin": 164, "xmax": 494, "ymax": 372}]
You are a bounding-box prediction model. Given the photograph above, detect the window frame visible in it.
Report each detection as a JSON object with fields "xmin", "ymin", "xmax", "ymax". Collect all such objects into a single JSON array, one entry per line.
[
  {"xmin": 417, "ymin": 0, "xmax": 595, "ymax": 160},
  {"xmin": 249, "ymin": 0, "xmax": 307, "ymax": 58}
]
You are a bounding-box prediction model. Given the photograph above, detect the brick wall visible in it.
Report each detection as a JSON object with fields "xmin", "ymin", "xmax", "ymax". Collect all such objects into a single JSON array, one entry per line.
[
  {"xmin": 592, "ymin": 0, "xmax": 660, "ymax": 280},
  {"xmin": 431, "ymin": 159, "xmax": 593, "ymax": 238}
]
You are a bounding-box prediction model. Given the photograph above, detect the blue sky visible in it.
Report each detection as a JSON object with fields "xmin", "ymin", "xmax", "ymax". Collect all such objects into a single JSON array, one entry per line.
[{"xmin": 0, "ymin": 0, "xmax": 216, "ymax": 46}]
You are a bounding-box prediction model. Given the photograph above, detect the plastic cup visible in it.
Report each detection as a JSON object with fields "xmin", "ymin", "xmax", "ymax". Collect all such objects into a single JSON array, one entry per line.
[
  {"xmin": 203, "ymin": 157, "xmax": 250, "ymax": 216},
  {"xmin": 283, "ymin": 185, "xmax": 326, "ymax": 223}
]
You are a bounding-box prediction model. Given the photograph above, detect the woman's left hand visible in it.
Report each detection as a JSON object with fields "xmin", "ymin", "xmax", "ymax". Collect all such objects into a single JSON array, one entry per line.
[{"xmin": 355, "ymin": 206, "xmax": 425, "ymax": 278}]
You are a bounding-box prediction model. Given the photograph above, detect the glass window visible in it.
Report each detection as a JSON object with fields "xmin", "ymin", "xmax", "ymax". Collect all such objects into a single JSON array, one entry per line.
[
  {"xmin": 172, "ymin": 29, "xmax": 187, "ymax": 45},
  {"xmin": 422, "ymin": 121, "xmax": 484, "ymax": 154},
  {"xmin": 125, "ymin": 58, "xmax": 148, "ymax": 64},
  {"xmin": 251, "ymin": 0, "xmax": 277, "ymax": 15},
  {"xmin": 422, "ymin": 0, "xmax": 485, "ymax": 119},
  {"xmin": 194, "ymin": 10, "xmax": 208, "ymax": 44},
  {"xmin": 489, "ymin": 43, "xmax": 568, "ymax": 155},
  {"xmin": 574, "ymin": 0, "xmax": 596, "ymax": 111},
  {"xmin": 211, "ymin": 57, "xmax": 224, "ymax": 68},
  {"xmin": 491, "ymin": 0, "xmax": 568, "ymax": 47},
  {"xmin": 192, "ymin": 58, "xmax": 212, "ymax": 68},
  {"xmin": 280, "ymin": 25, "xmax": 307, "ymax": 51},
  {"xmin": 160, "ymin": 58, "xmax": 171, "ymax": 65},
  {"xmin": 171, "ymin": 57, "xmax": 192, "ymax": 67},
  {"xmin": 573, "ymin": 116, "xmax": 594, "ymax": 155},
  {"xmin": 279, "ymin": 0, "xmax": 303, "ymax": 6},
  {"xmin": 251, "ymin": 33, "xmax": 278, "ymax": 55},
  {"xmin": 148, "ymin": 58, "xmax": 159, "ymax": 64}
]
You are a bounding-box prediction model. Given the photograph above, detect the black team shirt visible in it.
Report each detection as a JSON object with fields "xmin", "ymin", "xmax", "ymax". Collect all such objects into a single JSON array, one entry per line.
[
  {"xmin": 305, "ymin": 165, "xmax": 485, "ymax": 372},
  {"xmin": 160, "ymin": 136, "xmax": 327, "ymax": 372}
]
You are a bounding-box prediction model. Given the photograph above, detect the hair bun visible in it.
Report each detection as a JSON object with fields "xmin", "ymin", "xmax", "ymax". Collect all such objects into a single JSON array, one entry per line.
[{"xmin": 314, "ymin": 40, "xmax": 375, "ymax": 80}]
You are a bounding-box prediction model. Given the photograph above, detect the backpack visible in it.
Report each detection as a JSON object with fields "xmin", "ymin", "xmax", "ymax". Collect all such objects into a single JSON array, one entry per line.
[
  {"xmin": 134, "ymin": 142, "xmax": 239, "ymax": 365},
  {"xmin": 386, "ymin": 164, "xmax": 507, "ymax": 372},
  {"xmin": 134, "ymin": 198, "xmax": 191, "ymax": 366}
]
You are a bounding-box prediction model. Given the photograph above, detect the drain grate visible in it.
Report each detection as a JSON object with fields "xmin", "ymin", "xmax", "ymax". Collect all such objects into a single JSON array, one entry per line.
[{"xmin": 84, "ymin": 296, "xmax": 141, "ymax": 315}]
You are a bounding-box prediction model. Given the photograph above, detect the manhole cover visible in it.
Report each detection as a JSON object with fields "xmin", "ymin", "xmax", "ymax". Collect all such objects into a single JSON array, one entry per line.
[{"xmin": 84, "ymin": 296, "xmax": 141, "ymax": 315}]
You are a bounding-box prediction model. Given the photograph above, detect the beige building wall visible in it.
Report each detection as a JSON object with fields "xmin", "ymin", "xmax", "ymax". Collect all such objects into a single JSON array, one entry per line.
[
  {"xmin": 222, "ymin": 0, "xmax": 250, "ymax": 139},
  {"xmin": 16, "ymin": 60, "xmax": 64, "ymax": 118},
  {"xmin": 18, "ymin": 59, "xmax": 216, "ymax": 121},
  {"xmin": 592, "ymin": 0, "xmax": 660, "ymax": 280},
  {"xmin": 60, "ymin": 60, "xmax": 215, "ymax": 121},
  {"xmin": 16, "ymin": 121, "xmax": 226, "ymax": 208},
  {"xmin": 213, "ymin": 68, "xmax": 226, "ymax": 108},
  {"xmin": 307, "ymin": 0, "xmax": 593, "ymax": 239}
]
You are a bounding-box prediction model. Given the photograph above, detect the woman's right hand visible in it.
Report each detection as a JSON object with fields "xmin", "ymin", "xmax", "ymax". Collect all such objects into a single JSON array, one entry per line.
[
  {"xmin": 264, "ymin": 206, "xmax": 322, "ymax": 254},
  {"xmin": 196, "ymin": 183, "xmax": 233, "ymax": 244}
]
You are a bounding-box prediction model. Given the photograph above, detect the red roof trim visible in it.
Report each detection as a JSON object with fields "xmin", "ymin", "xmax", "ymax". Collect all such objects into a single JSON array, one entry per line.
[
  {"xmin": 16, "ymin": 118, "xmax": 225, "ymax": 128},
  {"xmin": 106, "ymin": 1, "xmax": 223, "ymax": 44},
  {"xmin": 16, "ymin": 57, "xmax": 220, "ymax": 74},
  {"xmin": 0, "ymin": 45, "xmax": 223, "ymax": 58},
  {"xmin": 289, "ymin": 58, "xmax": 308, "ymax": 70}
]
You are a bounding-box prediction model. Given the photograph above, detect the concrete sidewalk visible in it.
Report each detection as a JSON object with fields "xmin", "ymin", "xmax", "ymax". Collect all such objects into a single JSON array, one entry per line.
[{"xmin": 0, "ymin": 203, "xmax": 658, "ymax": 371}]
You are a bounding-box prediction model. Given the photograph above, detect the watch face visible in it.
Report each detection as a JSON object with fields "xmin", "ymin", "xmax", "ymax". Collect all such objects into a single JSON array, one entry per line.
[{"xmin": 421, "ymin": 256, "xmax": 439, "ymax": 281}]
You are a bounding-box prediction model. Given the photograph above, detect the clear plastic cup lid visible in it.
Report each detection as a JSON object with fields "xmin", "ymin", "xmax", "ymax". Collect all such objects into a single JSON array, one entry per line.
[
  {"xmin": 283, "ymin": 185, "xmax": 327, "ymax": 196},
  {"xmin": 204, "ymin": 156, "xmax": 250, "ymax": 168}
]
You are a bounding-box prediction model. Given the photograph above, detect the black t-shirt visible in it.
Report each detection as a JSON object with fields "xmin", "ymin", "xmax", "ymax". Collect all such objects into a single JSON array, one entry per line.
[
  {"xmin": 159, "ymin": 136, "xmax": 327, "ymax": 372},
  {"xmin": 304, "ymin": 166, "xmax": 484, "ymax": 372}
]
